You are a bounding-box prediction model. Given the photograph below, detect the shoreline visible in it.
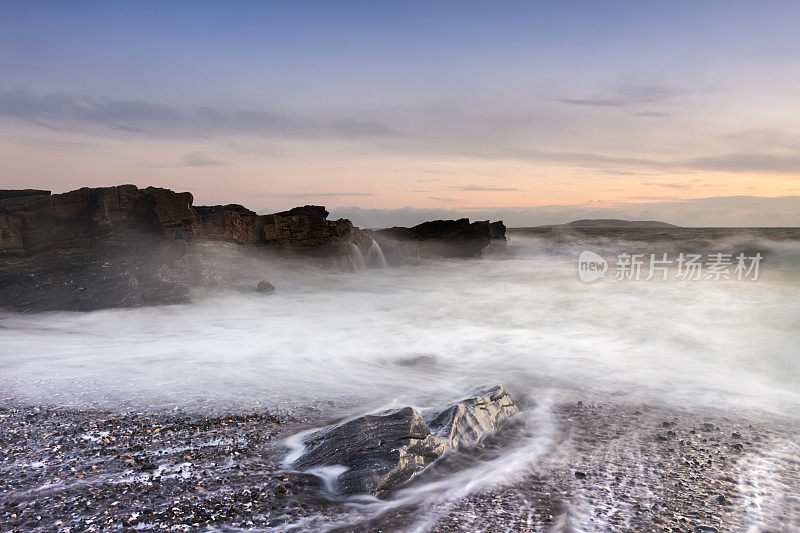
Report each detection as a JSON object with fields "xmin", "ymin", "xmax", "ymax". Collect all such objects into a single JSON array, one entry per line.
[{"xmin": 2, "ymin": 399, "xmax": 798, "ymax": 532}]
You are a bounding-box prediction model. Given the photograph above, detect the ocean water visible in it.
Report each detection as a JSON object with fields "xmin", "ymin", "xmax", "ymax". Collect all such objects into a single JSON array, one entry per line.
[{"xmin": 1, "ymin": 228, "xmax": 799, "ymax": 419}]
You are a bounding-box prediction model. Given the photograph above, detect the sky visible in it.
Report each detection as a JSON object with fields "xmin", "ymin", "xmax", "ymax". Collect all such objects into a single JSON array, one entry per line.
[{"xmin": 1, "ymin": 1, "xmax": 799, "ymax": 226}]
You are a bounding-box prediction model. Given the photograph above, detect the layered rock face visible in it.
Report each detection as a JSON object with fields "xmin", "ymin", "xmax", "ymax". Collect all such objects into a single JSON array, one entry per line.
[
  {"xmin": 0, "ymin": 185, "xmax": 194, "ymax": 255},
  {"xmin": 192, "ymin": 204, "xmax": 343, "ymax": 249},
  {"xmin": 0, "ymin": 186, "xmax": 350, "ymax": 311},
  {"xmin": 291, "ymin": 385, "xmax": 518, "ymax": 496}
]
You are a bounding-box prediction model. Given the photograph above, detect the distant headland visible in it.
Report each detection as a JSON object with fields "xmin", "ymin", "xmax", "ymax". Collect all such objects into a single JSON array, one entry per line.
[{"xmin": 541, "ymin": 219, "xmax": 679, "ymax": 228}]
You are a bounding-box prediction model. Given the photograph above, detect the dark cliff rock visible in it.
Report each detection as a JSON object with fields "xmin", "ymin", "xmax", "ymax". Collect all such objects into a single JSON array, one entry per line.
[
  {"xmin": 193, "ymin": 204, "xmax": 263, "ymax": 244},
  {"xmin": 291, "ymin": 385, "xmax": 518, "ymax": 496},
  {"xmin": 370, "ymin": 218, "xmax": 504, "ymax": 263},
  {"xmin": 193, "ymin": 203, "xmax": 344, "ymax": 249},
  {"xmin": 0, "ymin": 186, "xmax": 349, "ymax": 311},
  {"xmin": 487, "ymin": 220, "xmax": 508, "ymax": 253},
  {"xmin": 0, "ymin": 189, "xmax": 51, "ymax": 201},
  {"xmin": 0, "ymin": 185, "xmax": 195, "ymax": 256},
  {"xmin": 489, "ymin": 221, "xmax": 507, "ymax": 241},
  {"xmin": 0, "ymin": 185, "xmax": 508, "ymax": 311}
]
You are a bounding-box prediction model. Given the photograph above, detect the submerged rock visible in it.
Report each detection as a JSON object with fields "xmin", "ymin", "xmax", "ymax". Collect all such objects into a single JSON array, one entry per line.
[
  {"xmin": 290, "ymin": 385, "xmax": 518, "ymax": 496},
  {"xmin": 256, "ymin": 280, "xmax": 276, "ymax": 293}
]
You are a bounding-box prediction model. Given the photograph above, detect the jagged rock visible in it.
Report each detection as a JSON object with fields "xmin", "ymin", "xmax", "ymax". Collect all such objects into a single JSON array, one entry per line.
[
  {"xmin": 291, "ymin": 385, "xmax": 518, "ymax": 496},
  {"xmin": 192, "ymin": 203, "xmax": 345, "ymax": 249},
  {"xmin": 256, "ymin": 280, "xmax": 275, "ymax": 293},
  {"xmin": 424, "ymin": 384, "xmax": 518, "ymax": 450},
  {"xmin": 371, "ymin": 218, "xmax": 505, "ymax": 262},
  {"xmin": 262, "ymin": 207, "xmax": 343, "ymax": 249},
  {"xmin": 194, "ymin": 204, "xmax": 263, "ymax": 244},
  {"xmin": 275, "ymin": 205, "xmax": 329, "ymax": 219},
  {"xmin": 488, "ymin": 221, "xmax": 507, "ymax": 241}
]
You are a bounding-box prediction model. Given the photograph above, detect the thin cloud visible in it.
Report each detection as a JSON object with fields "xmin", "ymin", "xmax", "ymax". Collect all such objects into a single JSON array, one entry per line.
[
  {"xmin": 450, "ymin": 185, "xmax": 521, "ymax": 192},
  {"xmin": 182, "ymin": 153, "xmax": 229, "ymax": 167},
  {"xmin": 635, "ymin": 111, "xmax": 672, "ymax": 117},
  {"xmin": 459, "ymin": 145, "xmax": 799, "ymax": 175},
  {"xmin": 280, "ymin": 192, "xmax": 375, "ymax": 199},
  {"xmin": 629, "ymin": 195, "xmax": 682, "ymax": 201},
  {"xmin": 642, "ymin": 182, "xmax": 693, "ymax": 190},
  {"xmin": 599, "ymin": 169, "xmax": 650, "ymax": 176},
  {"xmin": 684, "ymin": 153, "xmax": 800, "ymax": 174},
  {"xmin": 560, "ymin": 84, "xmax": 679, "ymax": 107},
  {"xmin": 4, "ymin": 136, "xmax": 98, "ymax": 150},
  {"xmin": 4, "ymin": 91, "xmax": 798, "ymax": 175},
  {"xmin": 0, "ymin": 89, "xmax": 398, "ymax": 140}
]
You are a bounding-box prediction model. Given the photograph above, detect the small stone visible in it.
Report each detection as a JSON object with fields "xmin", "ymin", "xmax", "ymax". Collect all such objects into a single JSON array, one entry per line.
[
  {"xmin": 694, "ymin": 526, "xmax": 718, "ymax": 533},
  {"xmin": 256, "ymin": 281, "xmax": 275, "ymax": 293},
  {"xmin": 575, "ymin": 471, "xmax": 587, "ymax": 479}
]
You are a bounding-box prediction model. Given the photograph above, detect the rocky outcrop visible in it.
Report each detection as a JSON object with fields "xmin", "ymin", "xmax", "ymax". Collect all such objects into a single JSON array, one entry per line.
[
  {"xmin": 193, "ymin": 204, "xmax": 344, "ymax": 249},
  {"xmin": 487, "ymin": 220, "xmax": 508, "ymax": 253},
  {"xmin": 0, "ymin": 186, "xmax": 351, "ymax": 311},
  {"xmin": 370, "ymin": 218, "xmax": 505, "ymax": 263},
  {"xmin": 0, "ymin": 185, "xmax": 195, "ymax": 255},
  {"xmin": 290, "ymin": 385, "xmax": 518, "ymax": 496},
  {"xmin": 0, "ymin": 184, "xmax": 508, "ymax": 311}
]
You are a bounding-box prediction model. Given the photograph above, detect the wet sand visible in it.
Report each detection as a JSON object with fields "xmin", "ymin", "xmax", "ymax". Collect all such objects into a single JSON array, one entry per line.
[{"xmin": 1, "ymin": 401, "xmax": 798, "ymax": 532}]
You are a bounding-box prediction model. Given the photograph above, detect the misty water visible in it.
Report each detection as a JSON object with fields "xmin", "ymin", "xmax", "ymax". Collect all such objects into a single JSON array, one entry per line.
[{"xmin": 2, "ymin": 228, "xmax": 798, "ymax": 418}]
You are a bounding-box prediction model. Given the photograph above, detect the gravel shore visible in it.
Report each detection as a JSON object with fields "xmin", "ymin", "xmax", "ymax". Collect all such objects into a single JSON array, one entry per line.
[{"xmin": 2, "ymin": 401, "xmax": 798, "ymax": 532}]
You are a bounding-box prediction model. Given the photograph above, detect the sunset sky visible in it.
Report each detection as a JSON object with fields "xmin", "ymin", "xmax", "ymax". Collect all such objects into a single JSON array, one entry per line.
[{"xmin": 1, "ymin": 1, "xmax": 799, "ymax": 225}]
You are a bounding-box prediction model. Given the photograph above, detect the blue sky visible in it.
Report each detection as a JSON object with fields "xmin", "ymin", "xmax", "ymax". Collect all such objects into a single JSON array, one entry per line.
[{"xmin": 1, "ymin": 1, "xmax": 799, "ymax": 225}]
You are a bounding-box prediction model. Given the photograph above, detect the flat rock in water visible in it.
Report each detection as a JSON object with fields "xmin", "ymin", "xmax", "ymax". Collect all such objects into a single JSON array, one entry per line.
[{"xmin": 291, "ymin": 385, "xmax": 518, "ymax": 496}]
